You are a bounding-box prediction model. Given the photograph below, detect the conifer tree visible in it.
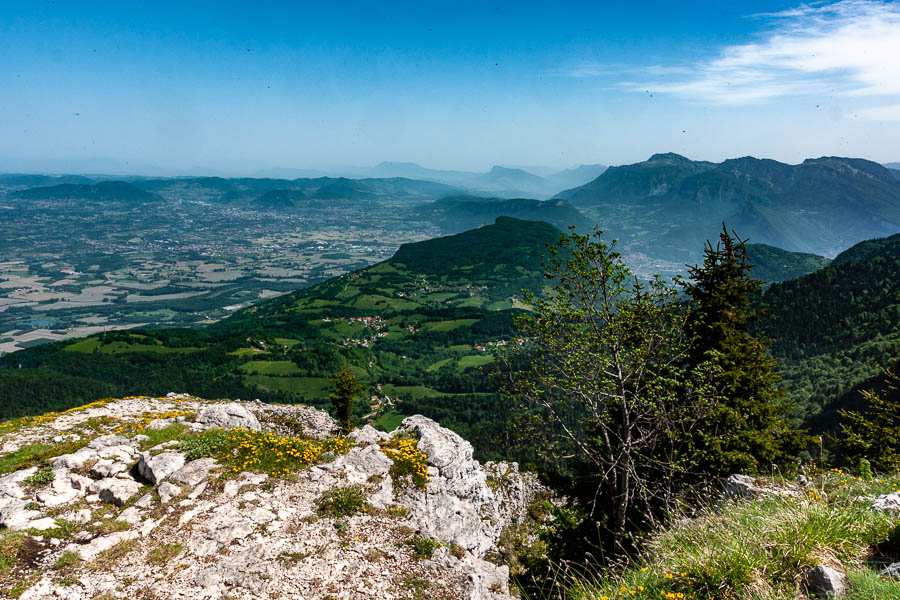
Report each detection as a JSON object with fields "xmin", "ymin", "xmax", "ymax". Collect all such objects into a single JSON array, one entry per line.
[
  {"xmin": 683, "ymin": 225, "xmax": 806, "ymax": 475},
  {"xmin": 329, "ymin": 362, "xmax": 363, "ymax": 433},
  {"xmin": 834, "ymin": 365, "xmax": 900, "ymax": 472}
]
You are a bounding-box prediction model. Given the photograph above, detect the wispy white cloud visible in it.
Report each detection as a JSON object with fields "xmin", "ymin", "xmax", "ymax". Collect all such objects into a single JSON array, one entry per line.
[{"xmin": 622, "ymin": 0, "xmax": 900, "ymax": 108}]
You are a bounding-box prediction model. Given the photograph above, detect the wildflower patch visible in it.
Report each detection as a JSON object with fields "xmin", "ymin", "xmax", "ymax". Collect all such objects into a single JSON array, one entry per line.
[
  {"xmin": 379, "ymin": 437, "xmax": 430, "ymax": 490},
  {"xmin": 226, "ymin": 429, "xmax": 353, "ymax": 477}
]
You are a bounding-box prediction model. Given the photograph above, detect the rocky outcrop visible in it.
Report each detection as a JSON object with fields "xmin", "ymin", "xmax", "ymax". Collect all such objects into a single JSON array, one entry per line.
[
  {"xmin": 0, "ymin": 394, "xmax": 547, "ymax": 600},
  {"xmin": 724, "ymin": 474, "xmax": 801, "ymax": 499}
]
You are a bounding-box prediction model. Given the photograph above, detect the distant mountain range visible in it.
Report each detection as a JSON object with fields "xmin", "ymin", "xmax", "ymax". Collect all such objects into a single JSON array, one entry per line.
[
  {"xmin": 410, "ymin": 195, "xmax": 588, "ymax": 234},
  {"xmin": 12, "ymin": 181, "xmax": 159, "ymax": 203},
  {"xmin": 358, "ymin": 161, "xmax": 607, "ymax": 198},
  {"xmin": 556, "ymin": 153, "xmax": 900, "ymax": 263}
]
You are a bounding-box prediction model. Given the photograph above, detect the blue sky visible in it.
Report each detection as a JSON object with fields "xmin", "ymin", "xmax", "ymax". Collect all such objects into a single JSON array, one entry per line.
[{"xmin": 1, "ymin": 0, "xmax": 899, "ymax": 174}]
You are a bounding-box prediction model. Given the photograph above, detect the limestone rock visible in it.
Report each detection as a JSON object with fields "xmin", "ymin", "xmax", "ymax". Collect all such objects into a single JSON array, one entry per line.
[
  {"xmin": 392, "ymin": 415, "xmax": 544, "ymax": 558},
  {"xmin": 117, "ymin": 506, "xmax": 144, "ymax": 525},
  {"xmin": 872, "ymin": 491, "xmax": 900, "ymax": 512},
  {"xmin": 157, "ymin": 481, "xmax": 182, "ymax": 504},
  {"xmin": 170, "ymin": 457, "xmax": 220, "ymax": 487},
  {"xmin": 137, "ymin": 450, "xmax": 186, "ymax": 485},
  {"xmin": 724, "ymin": 474, "xmax": 800, "ymax": 500},
  {"xmin": 89, "ymin": 458, "xmax": 130, "ymax": 479},
  {"xmin": 0, "ymin": 396, "xmax": 542, "ymax": 600},
  {"xmin": 134, "ymin": 493, "xmax": 155, "ymax": 509},
  {"xmin": 93, "ymin": 477, "xmax": 142, "ymax": 506},
  {"xmin": 35, "ymin": 471, "xmax": 91, "ymax": 507},
  {"xmin": 63, "ymin": 529, "xmax": 139, "ymax": 561},
  {"xmin": 0, "ymin": 499, "xmax": 41, "ymax": 529},
  {"xmin": 348, "ymin": 424, "xmax": 390, "ymax": 445},
  {"xmin": 197, "ymin": 403, "xmax": 261, "ymax": 431},
  {"xmin": 25, "ymin": 517, "xmax": 59, "ymax": 531}
]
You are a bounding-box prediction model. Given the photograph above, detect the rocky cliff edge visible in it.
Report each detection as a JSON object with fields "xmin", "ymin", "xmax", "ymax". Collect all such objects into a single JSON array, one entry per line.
[{"xmin": 0, "ymin": 394, "xmax": 547, "ymax": 600}]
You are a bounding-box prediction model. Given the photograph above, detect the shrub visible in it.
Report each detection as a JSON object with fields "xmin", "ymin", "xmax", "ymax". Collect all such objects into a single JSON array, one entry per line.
[
  {"xmin": 227, "ymin": 429, "xmax": 353, "ymax": 477},
  {"xmin": 181, "ymin": 429, "xmax": 232, "ymax": 460},
  {"xmin": 317, "ymin": 485, "xmax": 369, "ymax": 518},
  {"xmin": 24, "ymin": 467, "xmax": 54, "ymax": 486},
  {"xmin": 403, "ymin": 535, "xmax": 440, "ymax": 560},
  {"xmin": 380, "ymin": 437, "xmax": 429, "ymax": 490},
  {"xmin": 137, "ymin": 423, "xmax": 187, "ymax": 449},
  {"xmin": 173, "ymin": 428, "xmax": 353, "ymax": 478}
]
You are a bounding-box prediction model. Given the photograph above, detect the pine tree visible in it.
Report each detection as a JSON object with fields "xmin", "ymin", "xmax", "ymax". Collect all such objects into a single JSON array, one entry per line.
[
  {"xmin": 329, "ymin": 362, "xmax": 363, "ymax": 433},
  {"xmin": 683, "ymin": 225, "xmax": 806, "ymax": 475},
  {"xmin": 834, "ymin": 365, "xmax": 900, "ymax": 472}
]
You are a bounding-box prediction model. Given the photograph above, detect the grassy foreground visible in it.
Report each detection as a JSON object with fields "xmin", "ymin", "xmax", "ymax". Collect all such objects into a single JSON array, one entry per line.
[{"xmin": 549, "ymin": 471, "xmax": 900, "ymax": 600}]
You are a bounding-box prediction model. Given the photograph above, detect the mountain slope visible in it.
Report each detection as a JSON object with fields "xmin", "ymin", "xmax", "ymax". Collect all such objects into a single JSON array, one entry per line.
[
  {"xmin": 411, "ymin": 195, "xmax": 588, "ymax": 233},
  {"xmin": 556, "ymin": 153, "xmax": 900, "ymax": 264},
  {"xmin": 831, "ymin": 232, "xmax": 900, "ymax": 265},
  {"xmin": 745, "ymin": 244, "xmax": 831, "ymax": 283}
]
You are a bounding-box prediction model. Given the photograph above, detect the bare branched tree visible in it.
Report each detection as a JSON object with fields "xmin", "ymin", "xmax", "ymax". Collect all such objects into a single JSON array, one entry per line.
[{"xmin": 501, "ymin": 228, "xmax": 718, "ymax": 554}]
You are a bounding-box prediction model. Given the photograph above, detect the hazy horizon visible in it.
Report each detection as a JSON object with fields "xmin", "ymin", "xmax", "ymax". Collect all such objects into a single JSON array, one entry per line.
[{"xmin": 3, "ymin": 0, "xmax": 900, "ymax": 176}]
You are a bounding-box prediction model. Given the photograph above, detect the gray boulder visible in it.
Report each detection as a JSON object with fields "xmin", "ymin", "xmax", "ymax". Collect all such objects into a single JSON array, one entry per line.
[
  {"xmin": 35, "ymin": 471, "xmax": 92, "ymax": 507},
  {"xmin": 138, "ymin": 450, "xmax": 186, "ymax": 485},
  {"xmin": 0, "ymin": 499, "xmax": 41, "ymax": 529},
  {"xmin": 197, "ymin": 403, "xmax": 261, "ymax": 431},
  {"xmin": 90, "ymin": 458, "xmax": 131, "ymax": 479},
  {"xmin": 348, "ymin": 424, "xmax": 390, "ymax": 445},
  {"xmin": 806, "ymin": 565, "xmax": 846, "ymax": 598},
  {"xmin": 724, "ymin": 474, "xmax": 800, "ymax": 500}
]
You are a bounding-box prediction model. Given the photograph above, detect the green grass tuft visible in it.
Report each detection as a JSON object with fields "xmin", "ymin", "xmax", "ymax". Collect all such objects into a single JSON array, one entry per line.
[
  {"xmin": 317, "ymin": 485, "xmax": 369, "ymax": 518},
  {"xmin": 558, "ymin": 471, "xmax": 900, "ymax": 600}
]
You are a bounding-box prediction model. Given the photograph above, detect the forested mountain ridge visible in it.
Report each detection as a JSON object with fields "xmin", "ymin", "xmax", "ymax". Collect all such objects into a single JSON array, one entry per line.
[
  {"xmin": 556, "ymin": 153, "xmax": 900, "ymax": 263},
  {"xmin": 831, "ymin": 232, "xmax": 900, "ymax": 265},
  {"xmin": 758, "ymin": 234, "xmax": 900, "ymax": 426},
  {"xmin": 0, "ymin": 218, "xmax": 561, "ymax": 458},
  {"xmin": 12, "ymin": 181, "xmax": 160, "ymax": 203}
]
